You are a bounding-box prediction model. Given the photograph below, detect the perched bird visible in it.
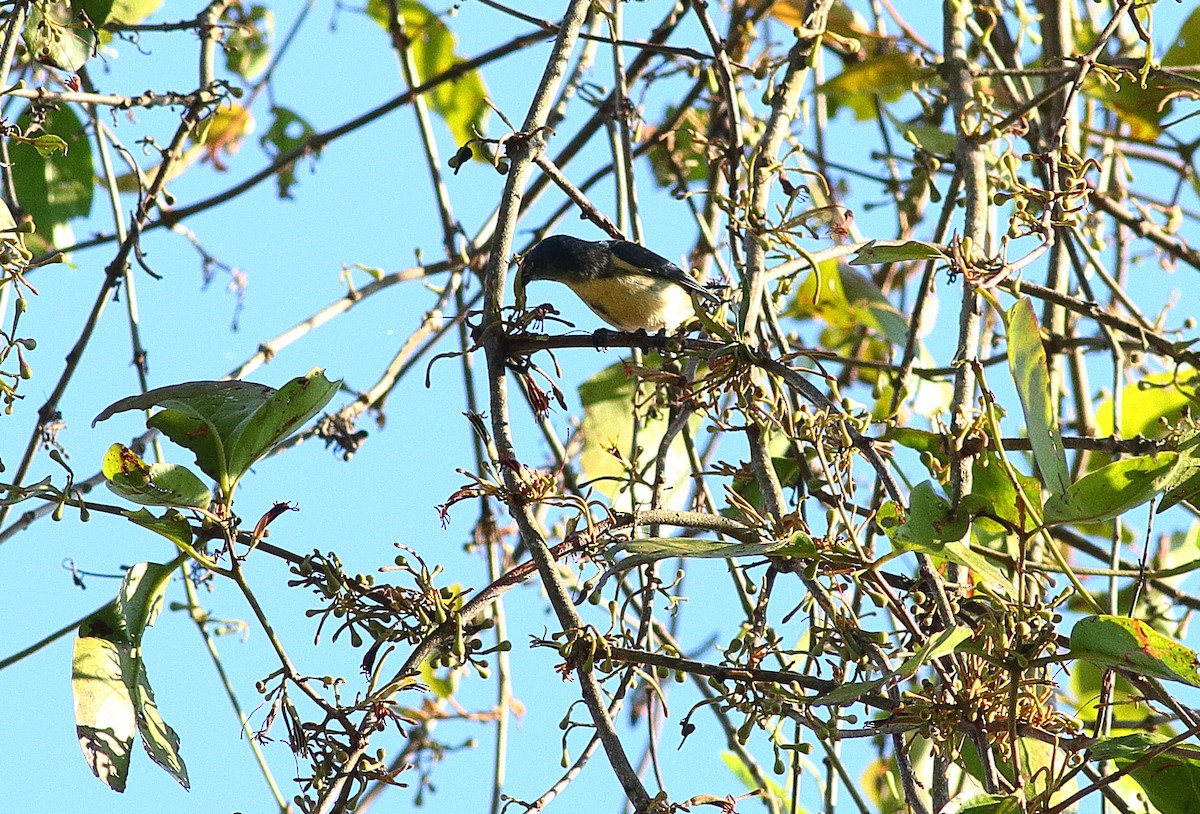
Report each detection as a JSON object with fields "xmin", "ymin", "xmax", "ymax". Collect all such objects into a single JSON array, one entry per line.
[{"xmin": 517, "ymin": 235, "xmax": 721, "ymax": 333}]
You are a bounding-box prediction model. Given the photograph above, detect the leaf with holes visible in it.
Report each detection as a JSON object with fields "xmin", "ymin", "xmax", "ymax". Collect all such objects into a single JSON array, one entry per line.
[{"xmin": 102, "ymin": 444, "xmax": 212, "ymax": 509}]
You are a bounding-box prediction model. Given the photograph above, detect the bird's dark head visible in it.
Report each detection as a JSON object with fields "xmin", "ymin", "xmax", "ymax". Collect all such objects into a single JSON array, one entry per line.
[{"xmin": 519, "ymin": 235, "xmax": 604, "ymax": 285}]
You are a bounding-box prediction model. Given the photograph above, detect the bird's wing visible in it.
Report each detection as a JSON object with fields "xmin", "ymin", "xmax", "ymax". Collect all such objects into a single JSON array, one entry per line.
[{"xmin": 606, "ymin": 240, "xmax": 721, "ymax": 303}]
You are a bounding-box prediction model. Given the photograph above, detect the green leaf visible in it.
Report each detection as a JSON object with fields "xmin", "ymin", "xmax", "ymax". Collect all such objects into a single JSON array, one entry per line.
[
  {"xmin": 22, "ymin": 133, "xmax": 69, "ymax": 157},
  {"xmin": 102, "ymin": 443, "xmax": 212, "ymax": 509},
  {"xmin": 108, "ymin": 0, "xmax": 162, "ymax": 24},
  {"xmin": 407, "ymin": 4, "xmax": 488, "ymax": 148},
  {"xmin": 1157, "ymin": 431, "xmax": 1200, "ymax": 512},
  {"xmin": 1089, "ymin": 732, "xmax": 1192, "ymax": 761},
  {"xmin": 115, "ymin": 561, "xmax": 174, "ymax": 645},
  {"xmin": 1089, "ymin": 732, "xmax": 1200, "ymax": 814},
  {"xmin": 771, "ymin": 530, "xmax": 820, "ymax": 557},
  {"xmin": 73, "ymin": 635, "xmax": 136, "ymax": 792},
  {"xmin": 73, "ymin": 566, "xmax": 189, "ymax": 790},
  {"xmin": 224, "ymin": 4, "xmax": 273, "ymax": 80},
  {"xmin": 141, "ymin": 383, "xmax": 275, "ymax": 485},
  {"xmin": 1081, "ymin": 8, "xmax": 1200, "ymax": 140},
  {"xmin": 786, "ymin": 256, "xmax": 843, "ymax": 317},
  {"xmin": 1082, "ymin": 72, "xmax": 1160, "ymax": 140},
  {"xmin": 94, "ymin": 371, "xmax": 339, "ymax": 493},
  {"xmin": 1042, "ymin": 452, "xmax": 1179, "ymax": 525},
  {"xmin": 881, "ymin": 481, "xmax": 968, "ymax": 543},
  {"xmin": 725, "ymin": 453, "xmax": 802, "ymax": 516},
  {"xmin": 878, "ymin": 485, "xmax": 1016, "ymax": 594},
  {"xmin": 365, "ymin": 0, "xmax": 489, "ymax": 148},
  {"xmin": 120, "ymin": 380, "xmax": 255, "ymax": 476},
  {"xmin": 1068, "ymin": 659, "xmax": 1142, "ymax": 725},
  {"xmin": 895, "ymin": 119, "xmax": 957, "ymax": 157},
  {"xmin": 131, "ymin": 658, "xmax": 189, "ymax": 788},
  {"xmin": 191, "ymin": 103, "xmax": 255, "ymax": 156},
  {"xmin": 815, "ymin": 52, "xmax": 937, "ymax": 120},
  {"xmin": 578, "ymin": 358, "xmax": 694, "ymax": 511},
  {"xmin": 720, "ymin": 751, "xmax": 788, "ymax": 809},
  {"xmin": 787, "ymin": 262, "xmax": 912, "ymax": 349},
  {"xmin": 0, "ymin": 196, "xmax": 20, "ymax": 234},
  {"xmin": 956, "ymin": 795, "xmax": 1021, "ymax": 814},
  {"xmin": 813, "ymin": 626, "xmax": 971, "ymax": 705},
  {"xmin": 838, "ymin": 267, "xmax": 912, "ymax": 347},
  {"xmin": 787, "ymin": 265, "xmax": 951, "ymax": 418},
  {"xmin": 125, "ymin": 508, "xmax": 195, "ymax": 551},
  {"xmin": 77, "ymin": 0, "xmax": 116, "ymax": 26},
  {"xmin": 1164, "ymin": 6, "xmax": 1200, "ymax": 68},
  {"xmin": 1006, "ymin": 299, "xmax": 1070, "ymax": 495},
  {"xmin": 883, "ymin": 427, "xmax": 947, "ymax": 462},
  {"xmin": 617, "ymin": 537, "xmax": 773, "ymax": 560},
  {"xmin": 648, "ymin": 104, "xmax": 711, "ymax": 189},
  {"xmin": 610, "ymin": 532, "xmax": 816, "ymax": 565},
  {"xmin": 848, "ymin": 240, "xmax": 947, "ymax": 266},
  {"xmin": 25, "ymin": 1, "xmax": 95, "ymax": 71},
  {"xmin": 10, "ymin": 102, "xmax": 94, "ymax": 250},
  {"xmin": 259, "ymin": 106, "xmax": 317, "ymax": 198},
  {"xmin": 900, "ymin": 536, "xmax": 1015, "ymax": 596},
  {"xmin": 960, "ymin": 735, "xmax": 1076, "ymax": 805},
  {"xmin": 78, "ymin": 601, "xmax": 125, "ymax": 642},
  {"xmin": 968, "ymin": 449, "xmax": 1042, "ymax": 533},
  {"xmin": 0, "ymin": 196, "xmax": 32, "ymax": 264},
  {"xmin": 225, "ymin": 369, "xmax": 341, "ymax": 482},
  {"xmin": 1093, "ymin": 369, "xmax": 1198, "ymax": 440},
  {"xmin": 419, "ymin": 661, "xmax": 459, "ymax": 700},
  {"xmin": 1070, "ymin": 615, "xmax": 1200, "ymax": 687},
  {"xmin": 72, "ymin": 634, "xmax": 189, "ymax": 791}
]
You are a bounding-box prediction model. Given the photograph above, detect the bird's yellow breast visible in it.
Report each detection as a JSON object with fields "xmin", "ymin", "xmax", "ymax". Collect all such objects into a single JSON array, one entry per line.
[{"xmin": 566, "ymin": 275, "xmax": 697, "ymax": 332}]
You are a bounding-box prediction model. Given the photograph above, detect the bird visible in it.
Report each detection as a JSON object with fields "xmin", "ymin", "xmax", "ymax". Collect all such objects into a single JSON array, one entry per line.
[{"xmin": 517, "ymin": 235, "xmax": 721, "ymax": 333}]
